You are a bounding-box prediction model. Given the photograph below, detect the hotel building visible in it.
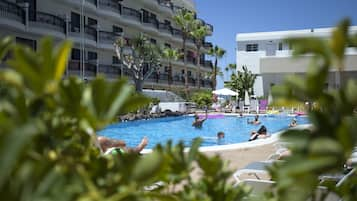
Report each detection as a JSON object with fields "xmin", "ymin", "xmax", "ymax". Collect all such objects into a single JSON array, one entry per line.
[
  {"xmin": 0, "ymin": 0, "xmax": 214, "ymax": 89},
  {"xmin": 236, "ymin": 26, "xmax": 357, "ymax": 97}
]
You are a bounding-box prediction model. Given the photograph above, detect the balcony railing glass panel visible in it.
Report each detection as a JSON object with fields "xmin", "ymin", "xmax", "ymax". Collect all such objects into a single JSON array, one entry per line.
[
  {"xmin": 99, "ymin": 0, "xmax": 121, "ymax": 14},
  {"xmin": 29, "ymin": 11, "xmax": 66, "ymax": 33},
  {"xmin": 0, "ymin": 0, "xmax": 25, "ymax": 24},
  {"xmin": 122, "ymin": 7, "xmax": 141, "ymax": 22}
]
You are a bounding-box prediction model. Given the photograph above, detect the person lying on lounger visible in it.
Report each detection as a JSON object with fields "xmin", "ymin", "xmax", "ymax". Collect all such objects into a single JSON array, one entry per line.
[
  {"xmin": 192, "ymin": 110, "xmax": 208, "ymax": 128},
  {"xmin": 98, "ymin": 136, "xmax": 148, "ymax": 155},
  {"xmin": 249, "ymin": 125, "xmax": 270, "ymax": 141},
  {"xmin": 247, "ymin": 115, "xmax": 261, "ymax": 125}
]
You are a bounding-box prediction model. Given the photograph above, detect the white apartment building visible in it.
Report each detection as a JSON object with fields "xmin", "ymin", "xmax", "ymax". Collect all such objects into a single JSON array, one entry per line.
[
  {"xmin": 0, "ymin": 0, "xmax": 214, "ymax": 89},
  {"xmin": 236, "ymin": 26, "xmax": 357, "ymax": 97}
]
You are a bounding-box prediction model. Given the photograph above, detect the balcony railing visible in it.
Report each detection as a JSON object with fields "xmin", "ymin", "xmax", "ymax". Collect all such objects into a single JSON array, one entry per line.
[
  {"xmin": 85, "ymin": 25, "xmax": 97, "ymax": 41},
  {"xmin": 0, "ymin": 0, "xmax": 25, "ymax": 24},
  {"xmin": 99, "ymin": 0, "xmax": 121, "ymax": 15},
  {"xmin": 200, "ymin": 60, "xmax": 213, "ymax": 68},
  {"xmin": 86, "ymin": 0, "xmax": 97, "ymax": 6},
  {"xmin": 158, "ymin": 23, "xmax": 172, "ymax": 34},
  {"xmin": 99, "ymin": 30, "xmax": 120, "ymax": 44},
  {"xmin": 98, "ymin": 64, "xmax": 121, "ymax": 78},
  {"xmin": 203, "ymin": 42, "xmax": 213, "ymax": 49},
  {"xmin": 122, "ymin": 7, "xmax": 141, "ymax": 22},
  {"xmin": 143, "ymin": 17, "xmax": 158, "ymax": 29},
  {"xmin": 157, "ymin": 0, "xmax": 173, "ymax": 10},
  {"xmin": 29, "ymin": 11, "xmax": 66, "ymax": 33},
  {"xmin": 85, "ymin": 61, "xmax": 97, "ymax": 76},
  {"xmin": 172, "ymin": 28, "xmax": 182, "ymax": 38},
  {"xmin": 186, "ymin": 57, "xmax": 196, "ymax": 65}
]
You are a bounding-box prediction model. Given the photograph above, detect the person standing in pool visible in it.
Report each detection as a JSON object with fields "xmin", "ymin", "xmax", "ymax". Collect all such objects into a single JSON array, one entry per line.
[
  {"xmin": 192, "ymin": 110, "xmax": 208, "ymax": 128},
  {"xmin": 247, "ymin": 115, "xmax": 261, "ymax": 125}
]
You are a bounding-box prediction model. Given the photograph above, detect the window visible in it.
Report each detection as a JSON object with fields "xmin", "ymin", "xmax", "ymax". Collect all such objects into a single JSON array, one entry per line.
[
  {"xmin": 164, "ymin": 66, "xmax": 169, "ymax": 72},
  {"xmin": 113, "ymin": 25, "xmax": 123, "ymax": 34},
  {"xmin": 87, "ymin": 51, "xmax": 97, "ymax": 60},
  {"xmin": 164, "ymin": 20, "xmax": 171, "ymax": 25},
  {"xmin": 246, "ymin": 44, "xmax": 258, "ymax": 52},
  {"xmin": 16, "ymin": 37, "xmax": 36, "ymax": 50},
  {"xmin": 112, "ymin": 56, "xmax": 120, "ymax": 64},
  {"xmin": 71, "ymin": 48, "xmax": 80, "ymax": 60},
  {"xmin": 278, "ymin": 42, "xmax": 283, "ymax": 51},
  {"xmin": 87, "ymin": 17, "xmax": 97, "ymax": 26},
  {"xmin": 150, "ymin": 38, "xmax": 157, "ymax": 44},
  {"xmin": 71, "ymin": 12, "xmax": 80, "ymax": 32},
  {"xmin": 188, "ymin": 71, "xmax": 192, "ymax": 77},
  {"xmin": 164, "ymin": 43, "xmax": 171, "ymax": 48},
  {"xmin": 181, "ymin": 69, "xmax": 185, "ymax": 74}
]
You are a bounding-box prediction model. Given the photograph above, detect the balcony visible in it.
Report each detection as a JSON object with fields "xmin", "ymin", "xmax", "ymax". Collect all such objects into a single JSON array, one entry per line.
[
  {"xmin": 67, "ymin": 60, "xmax": 97, "ymax": 77},
  {"xmin": 147, "ymin": 73, "xmax": 169, "ymax": 84},
  {"xmin": 157, "ymin": 0, "xmax": 173, "ymax": 10},
  {"xmin": 200, "ymin": 60, "xmax": 213, "ymax": 69},
  {"xmin": 203, "ymin": 42, "xmax": 213, "ymax": 49},
  {"xmin": 122, "ymin": 7, "xmax": 141, "ymax": 23},
  {"xmin": 29, "ymin": 11, "xmax": 66, "ymax": 34},
  {"xmin": 186, "ymin": 57, "xmax": 196, "ymax": 65},
  {"xmin": 99, "ymin": 30, "xmax": 120, "ymax": 45},
  {"xmin": 98, "ymin": 64, "xmax": 121, "ymax": 79},
  {"xmin": 0, "ymin": 0, "xmax": 25, "ymax": 25},
  {"xmin": 172, "ymin": 28, "xmax": 182, "ymax": 38},
  {"xmin": 99, "ymin": 0, "xmax": 121, "ymax": 15},
  {"xmin": 142, "ymin": 17, "xmax": 158, "ymax": 29},
  {"xmin": 85, "ymin": 25, "xmax": 97, "ymax": 41},
  {"xmin": 86, "ymin": 0, "xmax": 97, "ymax": 6},
  {"xmin": 158, "ymin": 23, "xmax": 172, "ymax": 35}
]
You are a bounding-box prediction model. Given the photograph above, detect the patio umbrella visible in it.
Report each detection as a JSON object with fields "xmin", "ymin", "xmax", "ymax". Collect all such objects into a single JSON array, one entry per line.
[
  {"xmin": 212, "ymin": 88, "xmax": 238, "ymax": 96},
  {"xmin": 244, "ymin": 90, "xmax": 250, "ymax": 106}
]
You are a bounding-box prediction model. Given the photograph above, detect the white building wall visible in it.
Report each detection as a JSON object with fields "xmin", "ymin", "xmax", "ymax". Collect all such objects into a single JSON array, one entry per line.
[{"xmin": 236, "ymin": 26, "xmax": 357, "ymax": 97}]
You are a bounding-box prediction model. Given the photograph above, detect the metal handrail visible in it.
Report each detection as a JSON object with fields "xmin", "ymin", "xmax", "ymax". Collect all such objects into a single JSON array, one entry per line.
[
  {"xmin": 122, "ymin": 6, "xmax": 141, "ymax": 22},
  {"xmin": 0, "ymin": 0, "xmax": 25, "ymax": 24},
  {"xmin": 99, "ymin": 0, "xmax": 121, "ymax": 14},
  {"xmin": 29, "ymin": 11, "xmax": 66, "ymax": 33}
]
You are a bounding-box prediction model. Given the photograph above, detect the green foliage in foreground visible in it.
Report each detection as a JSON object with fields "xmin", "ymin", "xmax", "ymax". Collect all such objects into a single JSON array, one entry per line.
[
  {"xmin": 269, "ymin": 19, "xmax": 357, "ymax": 201},
  {"xmin": 190, "ymin": 90, "xmax": 213, "ymax": 109},
  {"xmin": 0, "ymin": 37, "xmax": 249, "ymax": 200}
]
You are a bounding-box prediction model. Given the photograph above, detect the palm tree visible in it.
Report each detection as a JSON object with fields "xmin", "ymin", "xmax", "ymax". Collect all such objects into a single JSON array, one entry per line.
[
  {"xmin": 206, "ymin": 67, "xmax": 224, "ymax": 89},
  {"xmin": 162, "ymin": 48, "xmax": 181, "ymax": 88},
  {"xmin": 224, "ymin": 63, "xmax": 236, "ymax": 79},
  {"xmin": 190, "ymin": 20, "xmax": 210, "ymax": 89},
  {"xmin": 208, "ymin": 45, "xmax": 226, "ymax": 90},
  {"xmin": 173, "ymin": 9, "xmax": 195, "ymax": 95},
  {"xmin": 225, "ymin": 65, "xmax": 257, "ymax": 99}
]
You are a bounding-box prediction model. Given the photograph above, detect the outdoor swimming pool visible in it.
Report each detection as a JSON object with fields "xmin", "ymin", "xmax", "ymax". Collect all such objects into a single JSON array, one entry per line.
[{"xmin": 98, "ymin": 115, "xmax": 309, "ymax": 149}]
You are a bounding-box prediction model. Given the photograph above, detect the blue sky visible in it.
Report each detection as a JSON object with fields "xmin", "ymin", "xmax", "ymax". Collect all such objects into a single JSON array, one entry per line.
[{"xmin": 194, "ymin": 0, "xmax": 357, "ymax": 88}]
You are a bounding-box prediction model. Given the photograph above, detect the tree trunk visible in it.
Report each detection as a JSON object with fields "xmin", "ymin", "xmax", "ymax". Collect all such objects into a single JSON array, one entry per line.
[
  {"xmin": 212, "ymin": 57, "xmax": 218, "ymax": 90},
  {"xmin": 168, "ymin": 61, "xmax": 173, "ymax": 88},
  {"xmin": 182, "ymin": 37, "xmax": 188, "ymax": 98},
  {"xmin": 134, "ymin": 78, "xmax": 144, "ymax": 93},
  {"xmin": 196, "ymin": 45, "xmax": 201, "ymax": 89}
]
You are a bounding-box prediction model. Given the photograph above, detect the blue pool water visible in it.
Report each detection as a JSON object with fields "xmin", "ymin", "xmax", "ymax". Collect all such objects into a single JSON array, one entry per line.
[{"xmin": 98, "ymin": 115, "xmax": 309, "ymax": 149}]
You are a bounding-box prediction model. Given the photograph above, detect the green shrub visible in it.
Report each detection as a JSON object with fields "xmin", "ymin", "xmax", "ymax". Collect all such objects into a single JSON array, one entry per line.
[{"xmin": 0, "ymin": 37, "xmax": 249, "ymax": 201}]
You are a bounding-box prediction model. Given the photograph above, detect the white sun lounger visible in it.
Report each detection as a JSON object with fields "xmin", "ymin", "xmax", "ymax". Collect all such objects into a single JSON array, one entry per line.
[{"xmin": 233, "ymin": 161, "xmax": 275, "ymax": 183}]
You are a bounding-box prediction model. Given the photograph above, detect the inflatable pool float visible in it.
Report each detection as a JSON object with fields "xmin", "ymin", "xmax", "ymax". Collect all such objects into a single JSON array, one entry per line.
[
  {"xmin": 266, "ymin": 110, "xmax": 279, "ymax": 115},
  {"xmin": 198, "ymin": 114, "xmax": 225, "ymax": 119},
  {"xmin": 294, "ymin": 111, "xmax": 306, "ymax": 116}
]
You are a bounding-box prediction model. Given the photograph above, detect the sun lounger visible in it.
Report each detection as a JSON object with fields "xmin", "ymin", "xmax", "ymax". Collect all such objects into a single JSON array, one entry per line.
[{"xmin": 233, "ymin": 161, "xmax": 275, "ymax": 183}]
